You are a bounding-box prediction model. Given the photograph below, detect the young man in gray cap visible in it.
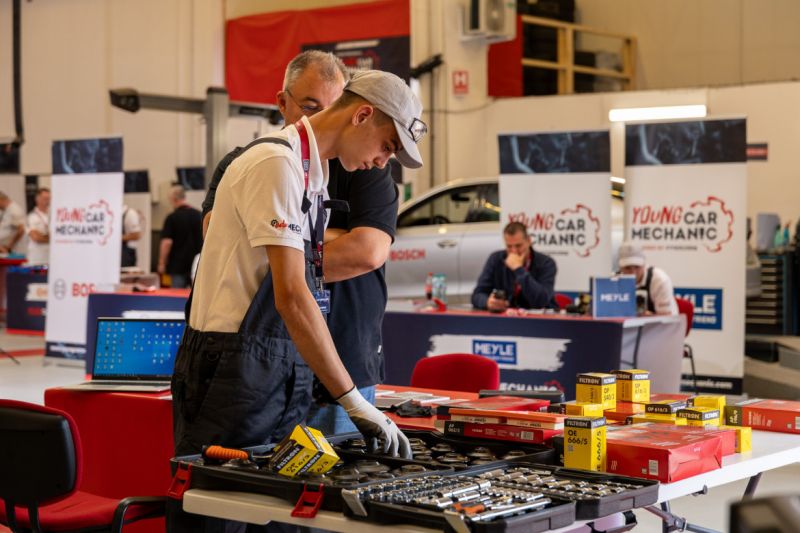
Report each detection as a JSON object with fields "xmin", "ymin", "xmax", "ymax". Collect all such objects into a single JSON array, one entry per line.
[
  {"xmin": 618, "ymin": 241, "xmax": 678, "ymax": 315},
  {"xmin": 169, "ymin": 69, "xmax": 423, "ymax": 531},
  {"xmin": 173, "ymin": 68, "xmax": 422, "ymax": 457}
]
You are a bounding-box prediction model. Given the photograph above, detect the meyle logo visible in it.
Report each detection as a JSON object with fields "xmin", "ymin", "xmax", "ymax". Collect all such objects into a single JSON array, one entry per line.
[{"xmin": 472, "ymin": 340, "xmax": 517, "ymax": 364}]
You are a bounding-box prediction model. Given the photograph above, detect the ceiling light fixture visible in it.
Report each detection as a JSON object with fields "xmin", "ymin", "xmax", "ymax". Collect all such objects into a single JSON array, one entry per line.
[{"xmin": 608, "ymin": 104, "xmax": 707, "ymax": 123}]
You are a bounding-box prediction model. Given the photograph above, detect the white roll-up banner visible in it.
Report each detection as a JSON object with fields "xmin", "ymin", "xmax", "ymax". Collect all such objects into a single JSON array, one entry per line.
[
  {"xmin": 45, "ymin": 138, "xmax": 123, "ymax": 360},
  {"xmin": 498, "ymin": 130, "xmax": 612, "ymax": 294},
  {"xmin": 625, "ymin": 119, "xmax": 747, "ymax": 394}
]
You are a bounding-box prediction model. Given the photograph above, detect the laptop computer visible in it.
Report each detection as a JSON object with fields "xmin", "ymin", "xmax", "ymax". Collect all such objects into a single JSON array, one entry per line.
[{"xmin": 65, "ymin": 317, "xmax": 185, "ymax": 392}]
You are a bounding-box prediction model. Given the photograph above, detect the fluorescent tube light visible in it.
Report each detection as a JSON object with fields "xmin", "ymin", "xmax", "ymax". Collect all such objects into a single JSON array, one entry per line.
[
  {"xmin": 608, "ymin": 104, "xmax": 707, "ymax": 122},
  {"xmin": 610, "ymin": 176, "xmax": 626, "ymax": 184}
]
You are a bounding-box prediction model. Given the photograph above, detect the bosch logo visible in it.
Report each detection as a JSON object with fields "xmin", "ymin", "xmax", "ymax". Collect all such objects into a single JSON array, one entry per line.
[
  {"xmin": 53, "ymin": 279, "xmax": 67, "ymax": 300},
  {"xmin": 390, "ymin": 248, "xmax": 426, "ymax": 261},
  {"xmin": 271, "ymin": 219, "xmax": 288, "ymax": 229}
]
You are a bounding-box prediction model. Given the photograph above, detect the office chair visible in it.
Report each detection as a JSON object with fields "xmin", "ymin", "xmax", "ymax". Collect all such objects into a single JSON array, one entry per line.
[
  {"xmin": 675, "ymin": 297, "xmax": 699, "ymax": 394},
  {"xmin": 410, "ymin": 353, "xmax": 500, "ymax": 393},
  {"xmin": 0, "ymin": 399, "xmax": 165, "ymax": 533}
]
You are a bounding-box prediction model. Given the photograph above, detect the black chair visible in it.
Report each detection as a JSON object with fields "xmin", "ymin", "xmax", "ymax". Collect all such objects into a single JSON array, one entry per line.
[{"xmin": 0, "ymin": 399, "xmax": 165, "ymax": 533}]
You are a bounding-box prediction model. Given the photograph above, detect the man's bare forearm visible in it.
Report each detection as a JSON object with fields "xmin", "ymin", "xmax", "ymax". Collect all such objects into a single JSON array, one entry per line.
[
  {"xmin": 267, "ymin": 245, "xmax": 354, "ymax": 398},
  {"xmin": 322, "ymin": 227, "xmax": 391, "ymax": 283}
]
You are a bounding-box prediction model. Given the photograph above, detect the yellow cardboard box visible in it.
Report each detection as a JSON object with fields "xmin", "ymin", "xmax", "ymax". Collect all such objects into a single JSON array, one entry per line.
[
  {"xmin": 564, "ymin": 417, "xmax": 607, "ymax": 471},
  {"xmin": 631, "ymin": 413, "xmax": 688, "ymax": 426},
  {"xmin": 268, "ymin": 424, "xmax": 340, "ymax": 477},
  {"xmin": 645, "ymin": 399, "xmax": 688, "ymax": 415},
  {"xmin": 565, "ymin": 401, "xmax": 605, "ymax": 417},
  {"xmin": 611, "ymin": 369, "xmax": 650, "ymax": 403},
  {"xmin": 720, "ymin": 424, "xmax": 752, "ymax": 453},
  {"xmin": 576, "ymin": 373, "xmax": 617, "ymax": 409},
  {"xmin": 677, "ymin": 406, "xmax": 721, "ymax": 427},
  {"xmin": 692, "ymin": 395, "xmax": 726, "ymax": 425}
]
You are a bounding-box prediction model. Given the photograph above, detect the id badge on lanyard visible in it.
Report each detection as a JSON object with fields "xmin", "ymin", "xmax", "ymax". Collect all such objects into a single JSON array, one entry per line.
[{"xmin": 297, "ymin": 120, "xmax": 331, "ymax": 315}]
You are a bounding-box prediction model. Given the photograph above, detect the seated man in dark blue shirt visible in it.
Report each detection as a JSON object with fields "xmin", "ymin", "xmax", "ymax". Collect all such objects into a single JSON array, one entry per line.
[{"xmin": 471, "ymin": 222, "xmax": 557, "ymax": 311}]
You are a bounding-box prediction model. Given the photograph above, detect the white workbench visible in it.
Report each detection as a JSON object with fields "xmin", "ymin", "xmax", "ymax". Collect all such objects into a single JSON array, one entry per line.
[{"xmin": 182, "ymin": 429, "xmax": 800, "ymax": 532}]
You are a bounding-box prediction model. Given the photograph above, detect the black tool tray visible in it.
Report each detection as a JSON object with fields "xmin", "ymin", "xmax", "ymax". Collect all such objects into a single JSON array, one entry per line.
[
  {"xmin": 330, "ymin": 429, "xmax": 557, "ymax": 469},
  {"xmin": 497, "ymin": 462, "xmax": 659, "ymax": 520},
  {"xmin": 341, "ymin": 461, "xmax": 577, "ymax": 533},
  {"xmin": 171, "ymin": 445, "xmax": 453, "ymax": 512}
]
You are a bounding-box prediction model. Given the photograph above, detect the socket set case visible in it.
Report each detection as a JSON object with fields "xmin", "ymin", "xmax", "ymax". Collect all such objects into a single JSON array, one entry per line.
[
  {"xmin": 170, "ymin": 445, "xmax": 453, "ymax": 512},
  {"xmin": 330, "ymin": 429, "xmax": 557, "ymax": 469},
  {"xmin": 341, "ymin": 460, "xmax": 657, "ymax": 528},
  {"xmin": 341, "ymin": 462, "xmax": 578, "ymax": 533}
]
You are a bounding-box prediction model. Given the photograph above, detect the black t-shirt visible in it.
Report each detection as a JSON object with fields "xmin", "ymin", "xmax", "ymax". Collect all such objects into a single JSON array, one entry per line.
[
  {"xmin": 161, "ymin": 205, "xmax": 203, "ymax": 276},
  {"xmin": 326, "ymin": 159, "xmax": 398, "ymax": 388}
]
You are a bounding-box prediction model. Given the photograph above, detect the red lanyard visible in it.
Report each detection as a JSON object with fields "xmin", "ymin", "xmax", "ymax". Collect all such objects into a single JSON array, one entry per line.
[
  {"xmin": 295, "ymin": 120, "xmax": 311, "ymax": 192},
  {"xmin": 294, "ymin": 120, "xmax": 325, "ymax": 286}
]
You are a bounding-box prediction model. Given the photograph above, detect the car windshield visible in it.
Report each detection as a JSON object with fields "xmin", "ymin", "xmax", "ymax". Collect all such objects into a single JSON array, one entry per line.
[{"xmin": 398, "ymin": 184, "xmax": 500, "ymax": 227}]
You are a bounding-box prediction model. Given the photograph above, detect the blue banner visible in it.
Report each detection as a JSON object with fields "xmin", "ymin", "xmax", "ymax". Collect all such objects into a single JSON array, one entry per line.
[
  {"xmin": 674, "ymin": 287, "xmax": 723, "ymax": 330},
  {"xmin": 592, "ymin": 276, "xmax": 636, "ymax": 318}
]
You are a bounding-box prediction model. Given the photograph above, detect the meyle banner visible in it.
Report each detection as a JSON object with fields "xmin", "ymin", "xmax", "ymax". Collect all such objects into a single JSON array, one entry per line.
[
  {"xmin": 46, "ymin": 137, "xmax": 123, "ymax": 360},
  {"xmin": 498, "ymin": 130, "xmax": 612, "ymax": 293},
  {"xmin": 625, "ymin": 119, "xmax": 746, "ymax": 393}
]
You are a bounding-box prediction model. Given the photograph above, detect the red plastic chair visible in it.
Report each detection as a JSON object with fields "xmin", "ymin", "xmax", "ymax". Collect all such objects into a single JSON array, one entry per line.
[
  {"xmin": 554, "ymin": 293, "xmax": 573, "ymax": 310},
  {"xmin": 0, "ymin": 399, "xmax": 165, "ymax": 533},
  {"xmin": 410, "ymin": 353, "xmax": 500, "ymax": 393},
  {"xmin": 675, "ymin": 297, "xmax": 699, "ymax": 393}
]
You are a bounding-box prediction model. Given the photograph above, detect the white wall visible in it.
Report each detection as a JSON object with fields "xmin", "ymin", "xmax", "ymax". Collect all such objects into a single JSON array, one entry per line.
[
  {"xmin": 0, "ymin": 0, "xmax": 224, "ymax": 231},
  {"xmin": 478, "ymin": 81, "xmax": 800, "ymax": 228},
  {"xmin": 576, "ymin": 0, "xmax": 800, "ymax": 90}
]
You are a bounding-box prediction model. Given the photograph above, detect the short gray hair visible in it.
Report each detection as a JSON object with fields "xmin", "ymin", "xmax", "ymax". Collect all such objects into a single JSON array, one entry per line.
[{"xmin": 282, "ymin": 50, "xmax": 349, "ymax": 91}]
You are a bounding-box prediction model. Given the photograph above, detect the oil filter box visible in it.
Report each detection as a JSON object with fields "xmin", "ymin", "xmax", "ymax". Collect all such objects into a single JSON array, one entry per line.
[
  {"xmin": 692, "ymin": 395, "xmax": 726, "ymax": 424},
  {"xmin": 576, "ymin": 373, "xmax": 617, "ymax": 409},
  {"xmin": 268, "ymin": 424, "xmax": 339, "ymax": 477},
  {"xmin": 564, "ymin": 416, "xmax": 606, "ymax": 471},
  {"xmin": 564, "ymin": 401, "xmax": 605, "ymax": 417},
  {"xmin": 645, "ymin": 399, "xmax": 687, "ymax": 415},
  {"xmin": 611, "ymin": 369, "xmax": 650, "ymax": 403},
  {"xmin": 724, "ymin": 399, "xmax": 800, "ymax": 434},
  {"xmin": 676, "ymin": 406, "xmax": 720, "ymax": 427},
  {"xmin": 605, "ymin": 424, "xmax": 723, "ymax": 483}
]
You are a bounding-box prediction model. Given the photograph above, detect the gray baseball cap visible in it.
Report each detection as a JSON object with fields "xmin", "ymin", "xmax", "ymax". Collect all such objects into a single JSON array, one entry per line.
[
  {"xmin": 345, "ymin": 70, "xmax": 426, "ymax": 169},
  {"xmin": 618, "ymin": 241, "xmax": 646, "ymax": 268}
]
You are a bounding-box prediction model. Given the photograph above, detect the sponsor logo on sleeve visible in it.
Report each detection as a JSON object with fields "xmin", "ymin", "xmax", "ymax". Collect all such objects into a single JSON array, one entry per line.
[{"xmin": 271, "ymin": 219, "xmax": 302, "ymax": 234}]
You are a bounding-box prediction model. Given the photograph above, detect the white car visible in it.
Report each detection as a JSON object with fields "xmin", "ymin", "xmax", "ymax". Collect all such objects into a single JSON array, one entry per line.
[{"xmin": 385, "ymin": 178, "xmax": 624, "ymax": 299}]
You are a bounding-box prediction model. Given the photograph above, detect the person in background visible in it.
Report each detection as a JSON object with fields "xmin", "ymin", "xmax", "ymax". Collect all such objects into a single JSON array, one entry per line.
[
  {"xmin": 202, "ymin": 51, "xmax": 400, "ymax": 437},
  {"xmin": 617, "ymin": 240, "xmax": 678, "ymax": 315},
  {"xmin": 26, "ymin": 188, "xmax": 50, "ymax": 265},
  {"xmin": 121, "ymin": 204, "xmax": 142, "ymax": 268},
  {"xmin": 0, "ymin": 191, "xmax": 26, "ymax": 255},
  {"xmin": 472, "ymin": 221, "xmax": 557, "ymax": 311},
  {"xmin": 158, "ymin": 185, "xmax": 202, "ymax": 288}
]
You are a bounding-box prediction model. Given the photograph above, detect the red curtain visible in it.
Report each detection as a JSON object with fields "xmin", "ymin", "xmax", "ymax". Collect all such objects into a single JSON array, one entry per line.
[
  {"xmin": 225, "ymin": 0, "xmax": 410, "ymax": 104},
  {"xmin": 487, "ymin": 16, "xmax": 524, "ymax": 98}
]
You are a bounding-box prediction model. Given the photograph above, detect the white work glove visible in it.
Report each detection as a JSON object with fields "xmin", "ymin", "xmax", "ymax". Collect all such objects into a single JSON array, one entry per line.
[{"xmin": 337, "ymin": 387, "xmax": 411, "ymax": 459}]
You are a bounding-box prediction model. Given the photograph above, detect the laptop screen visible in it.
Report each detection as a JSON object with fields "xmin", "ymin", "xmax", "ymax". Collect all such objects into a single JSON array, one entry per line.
[{"xmin": 93, "ymin": 318, "xmax": 185, "ymax": 379}]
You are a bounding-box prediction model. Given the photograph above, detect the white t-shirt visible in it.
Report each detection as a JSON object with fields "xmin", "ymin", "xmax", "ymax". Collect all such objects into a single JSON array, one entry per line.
[
  {"xmin": 122, "ymin": 206, "xmax": 142, "ymax": 252},
  {"xmin": 641, "ymin": 265, "xmax": 678, "ymax": 316},
  {"xmin": 26, "ymin": 208, "xmax": 50, "ymax": 265},
  {"xmin": 190, "ymin": 116, "xmax": 329, "ymax": 332},
  {"xmin": 0, "ymin": 201, "xmax": 26, "ymax": 254}
]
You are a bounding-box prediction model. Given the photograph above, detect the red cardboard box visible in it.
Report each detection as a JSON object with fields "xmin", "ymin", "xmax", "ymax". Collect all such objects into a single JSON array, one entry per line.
[
  {"xmin": 606, "ymin": 424, "xmax": 723, "ymax": 483},
  {"xmin": 436, "ymin": 397, "xmax": 550, "ymax": 418},
  {"xmin": 443, "ymin": 420, "xmax": 561, "ymax": 444},
  {"xmin": 724, "ymin": 399, "xmax": 800, "ymax": 434}
]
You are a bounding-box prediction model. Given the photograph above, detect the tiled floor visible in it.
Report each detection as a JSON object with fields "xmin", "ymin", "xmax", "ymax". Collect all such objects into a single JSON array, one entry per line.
[{"xmin": 2, "ymin": 330, "xmax": 799, "ymax": 532}]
